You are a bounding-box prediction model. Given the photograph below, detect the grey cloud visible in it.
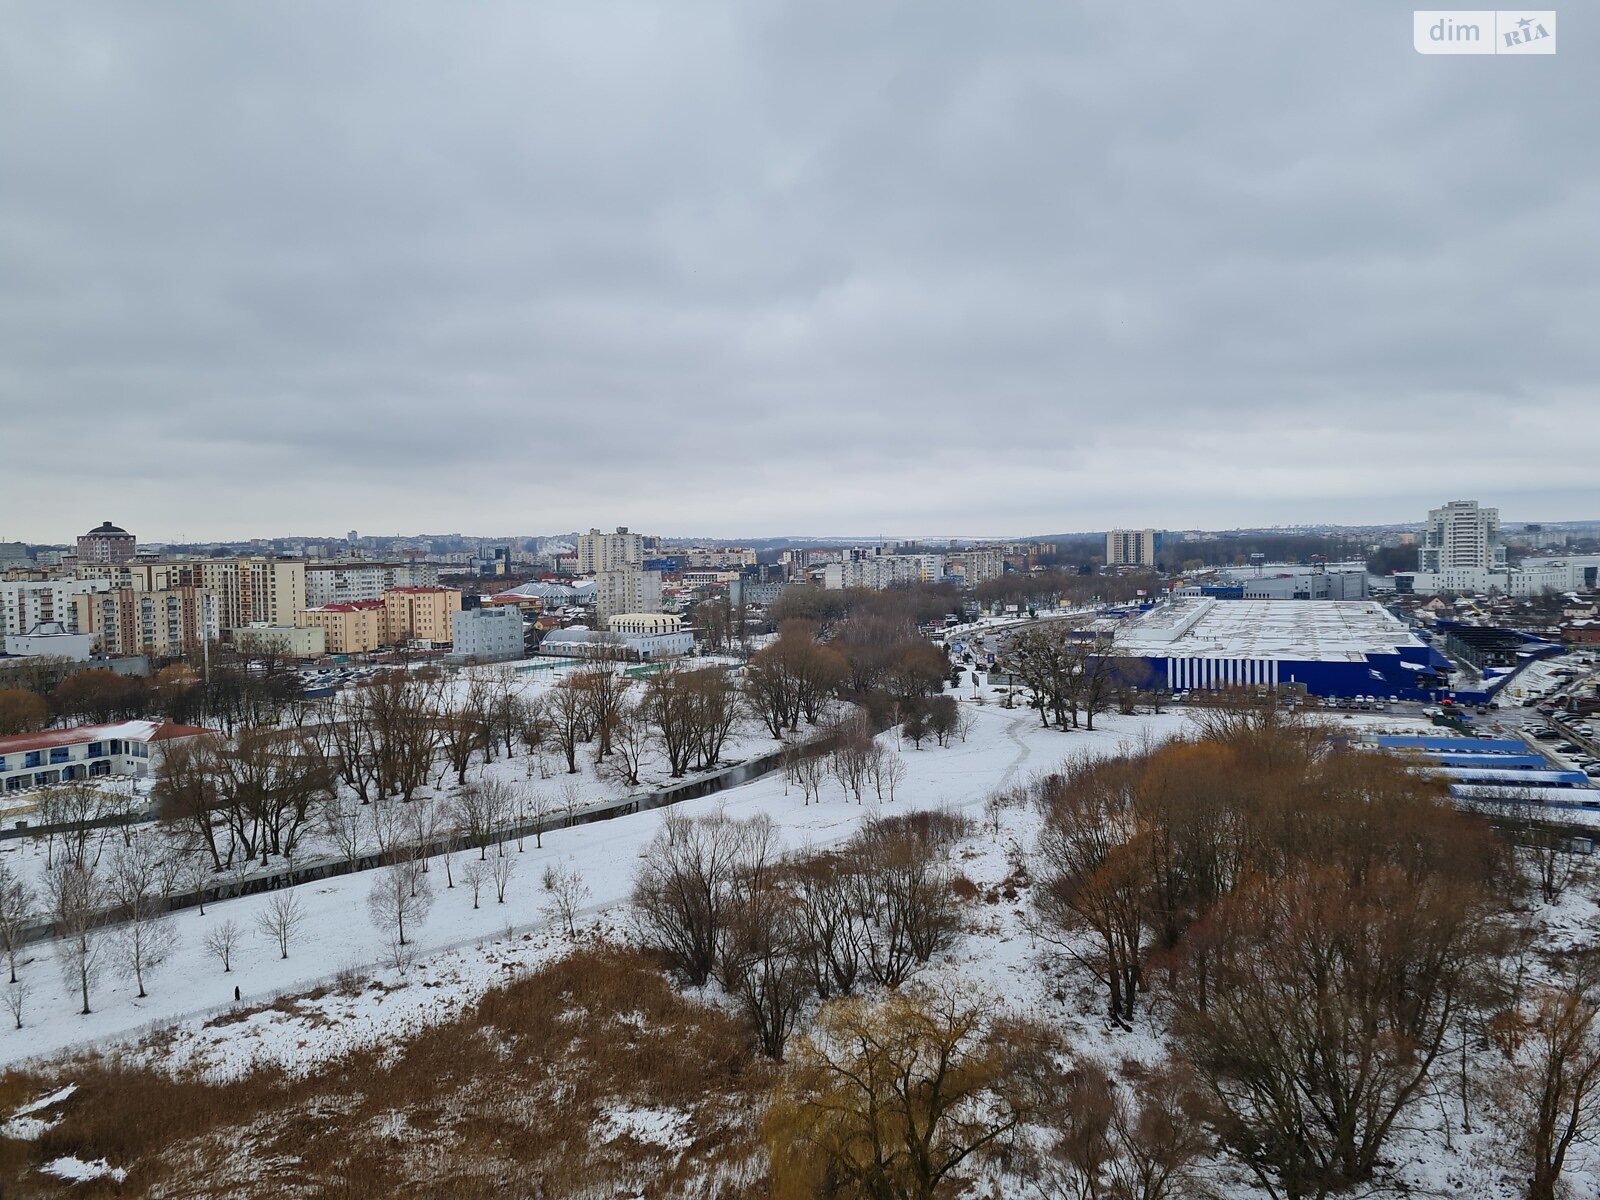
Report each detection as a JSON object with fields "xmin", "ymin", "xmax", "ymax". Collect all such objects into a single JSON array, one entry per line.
[{"xmin": 1, "ymin": 0, "xmax": 1595, "ymax": 542}]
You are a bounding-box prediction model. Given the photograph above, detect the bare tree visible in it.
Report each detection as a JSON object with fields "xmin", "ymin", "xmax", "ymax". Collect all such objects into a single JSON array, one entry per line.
[
  {"xmin": 107, "ymin": 834, "xmax": 178, "ymax": 999},
  {"xmin": 46, "ymin": 861, "xmax": 110, "ymax": 1015},
  {"xmin": 490, "ymin": 851, "xmax": 517, "ymax": 905},
  {"xmin": 573, "ymin": 666, "xmax": 631, "ymax": 760},
  {"xmin": 631, "ymin": 809, "xmax": 775, "ymax": 987},
  {"xmin": 547, "ymin": 679, "xmax": 589, "ymax": 774},
  {"xmin": 462, "ymin": 857, "xmax": 490, "ymax": 909},
  {"xmin": 367, "ymin": 860, "xmax": 435, "ymax": 950},
  {"xmin": 603, "ymin": 700, "xmax": 652, "ymax": 789},
  {"xmin": 452, "ymin": 775, "xmax": 512, "ymax": 859},
  {"xmin": 4, "ymin": 979, "xmax": 27, "ymax": 1030},
  {"xmin": 0, "ymin": 861, "xmax": 35, "ymax": 984},
  {"xmin": 519, "ymin": 786, "xmax": 557, "ymax": 850},
  {"xmin": 541, "ymin": 863, "xmax": 590, "ymax": 938},
  {"xmin": 254, "ymin": 890, "xmax": 306, "ymax": 960},
  {"xmin": 201, "ymin": 919, "xmax": 242, "ymax": 973},
  {"xmin": 319, "ymin": 795, "xmax": 369, "ymax": 873},
  {"xmin": 1496, "ymin": 973, "xmax": 1600, "ymax": 1200}
]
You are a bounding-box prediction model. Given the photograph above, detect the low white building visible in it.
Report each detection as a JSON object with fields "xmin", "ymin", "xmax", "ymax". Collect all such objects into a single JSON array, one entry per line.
[
  {"xmin": 538, "ymin": 627, "xmax": 693, "ymax": 660},
  {"xmin": 451, "ymin": 605, "xmax": 525, "ymax": 662},
  {"xmin": 3, "ymin": 621, "xmax": 95, "ymax": 661},
  {"xmin": 232, "ymin": 623, "xmax": 327, "ymax": 658},
  {"xmin": 605, "ymin": 612, "xmax": 683, "ymax": 636},
  {"xmin": 0, "ymin": 719, "xmax": 208, "ymax": 793}
]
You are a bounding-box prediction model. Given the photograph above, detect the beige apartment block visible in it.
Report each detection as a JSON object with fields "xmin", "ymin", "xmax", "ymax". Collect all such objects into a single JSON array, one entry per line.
[
  {"xmin": 76, "ymin": 557, "xmax": 306, "ymax": 629},
  {"xmin": 73, "ymin": 586, "xmax": 220, "ymax": 658},
  {"xmin": 296, "ymin": 600, "xmax": 386, "ymax": 653},
  {"xmin": 383, "ymin": 586, "xmax": 462, "ymax": 645}
]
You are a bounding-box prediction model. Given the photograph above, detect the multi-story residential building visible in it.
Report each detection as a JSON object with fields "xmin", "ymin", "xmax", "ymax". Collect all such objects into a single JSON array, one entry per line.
[
  {"xmin": 950, "ymin": 547, "xmax": 1005, "ymax": 585},
  {"xmin": 1419, "ymin": 500, "xmax": 1505, "ymax": 573},
  {"xmin": 74, "ymin": 586, "xmax": 220, "ymax": 658},
  {"xmin": 1105, "ymin": 529, "xmax": 1164, "ymax": 568},
  {"xmin": 681, "ymin": 547, "xmax": 759, "ymax": 569},
  {"xmin": 594, "ymin": 569, "xmax": 662, "ymax": 622},
  {"xmin": 75, "ymin": 557, "xmax": 306, "ymax": 630},
  {"xmin": 297, "ymin": 600, "xmax": 386, "ymax": 653},
  {"xmin": 383, "ymin": 586, "xmax": 462, "ymax": 646},
  {"xmin": 0, "ymin": 579, "xmax": 107, "ymax": 637},
  {"xmin": 304, "ymin": 560, "xmax": 439, "ymax": 606},
  {"xmin": 450, "ymin": 606, "xmax": 524, "ymax": 662},
  {"xmin": 578, "ymin": 527, "xmax": 648, "ymax": 573},
  {"xmin": 76, "ymin": 520, "xmax": 137, "ymax": 564},
  {"xmin": 822, "ymin": 550, "xmax": 946, "ymax": 591}
]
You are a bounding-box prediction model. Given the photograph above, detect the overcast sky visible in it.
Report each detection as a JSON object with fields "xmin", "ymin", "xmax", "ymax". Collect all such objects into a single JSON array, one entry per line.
[{"xmin": 3, "ymin": 1, "xmax": 1596, "ymax": 544}]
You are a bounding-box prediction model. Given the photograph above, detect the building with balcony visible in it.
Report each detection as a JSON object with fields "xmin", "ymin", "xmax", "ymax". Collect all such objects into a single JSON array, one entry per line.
[
  {"xmin": 383, "ymin": 586, "xmax": 462, "ymax": 646},
  {"xmin": 296, "ymin": 599, "xmax": 386, "ymax": 653},
  {"xmin": 1105, "ymin": 529, "xmax": 1164, "ymax": 568},
  {"xmin": 450, "ymin": 606, "xmax": 525, "ymax": 662},
  {"xmin": 73, "ymin": 586, "xmax": 220, "ymax": 658}
]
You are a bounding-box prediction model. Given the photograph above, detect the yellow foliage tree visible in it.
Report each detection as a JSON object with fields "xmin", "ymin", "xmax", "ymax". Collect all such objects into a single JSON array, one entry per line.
[{"xmin": 765, "ymin": 982, "xmax": 1034, "ymax": 1200}]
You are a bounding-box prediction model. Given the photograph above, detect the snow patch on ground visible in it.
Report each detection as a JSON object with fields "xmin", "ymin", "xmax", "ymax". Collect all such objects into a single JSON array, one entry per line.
[
  {"xmin": 1, "ymin": 1083, "xmax": 77, "ymax": 1140},
  {"xmin": 40, "ymin": 1155, "xmax": 127, "ymax": 1183},
  {"xmin": 595, "ymin": 1102, "xmax": 692, "ymax": 1150}
]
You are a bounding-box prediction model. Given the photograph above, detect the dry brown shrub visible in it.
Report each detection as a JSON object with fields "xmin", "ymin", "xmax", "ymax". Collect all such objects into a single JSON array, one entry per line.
[{"xmin": 1, "ymin": 946, "xmax": 773, "ymax": 1199}]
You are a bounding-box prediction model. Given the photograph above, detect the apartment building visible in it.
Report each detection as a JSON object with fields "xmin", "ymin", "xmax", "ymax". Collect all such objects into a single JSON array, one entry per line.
[
  {"xmin": 1105, "ymin": 529, "xmax": 1164, "ymax": 568},
  {"xmin": 594, "ymin": 569, "xmax": 662, "ymax": 622},
  {"xmin": 383, "ymin": 586, "xmax": 462, "ymax": 645},
  {"xmin": 0, "ymin": 579, "xmax": 107, "ymax": 637},
  {"xmin": 75, "ymin": 557, "xmax": 305, "ymax": 629},
  {"xmin": 950, "ymin": 547, "xmax": 1005, "ymax": 585},
  {"xmin": 73, "ymin": 586, "xmax": 221, "ymax": 657},
  {"xmin": 822, "ymin": 552, "xmax": 946, "ymax": 590},
  {"xmin": 450, "ymin": 606, "xmax": 524, "ymax": 662},
  {"xmin": 297, "ymin": 600, "xmax": 386, "ymax": 653},
  {"xmin": 76, "ymin": 520, "xmax": 137, "ymax": 564},
  {"xmin": 1420, "ymin": 500, "xmax": 1506, "ymax": 572},
  {"xmin": 578, "ymin": 527, "xmax": 649, "ymax": 573},
  {"xmin": 304, "ymin": 560, "xmax": 439, "ymax": 606}
]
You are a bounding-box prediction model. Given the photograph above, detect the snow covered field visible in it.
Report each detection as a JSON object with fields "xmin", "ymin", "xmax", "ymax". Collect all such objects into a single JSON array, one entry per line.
[{"xmin": 2, "ymin": 699, "xmax": 1194, "ymax": 1073}]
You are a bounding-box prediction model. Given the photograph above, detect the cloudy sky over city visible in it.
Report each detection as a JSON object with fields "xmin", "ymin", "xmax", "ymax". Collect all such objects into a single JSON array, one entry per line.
[{"xmin": 4, "ymin": 1, "xmax": 1596, "ymax": 544}]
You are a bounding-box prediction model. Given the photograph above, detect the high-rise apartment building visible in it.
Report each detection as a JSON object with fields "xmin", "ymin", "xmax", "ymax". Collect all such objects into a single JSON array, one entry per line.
[
  {"xmin": 1105, "ymin": 529, "xmax": 1164, "ymax": 568},
  {"xmin": 1419, "ymin": 500, "xmax": 1505, "ymax": 572},
  {"xmin": 75, "ymin": 557, "xmax": 305, "ymax": 630},
  {"xmin": 594, "ymin": 569, "xmax": 662, "ymax": 621},
  {"xmin": 76, "ymin": 520, "xmax": 137, "ymax": 564},
  {"xmin": 577, "ymin": 527, "xmax": 647, "ymax": 573}
]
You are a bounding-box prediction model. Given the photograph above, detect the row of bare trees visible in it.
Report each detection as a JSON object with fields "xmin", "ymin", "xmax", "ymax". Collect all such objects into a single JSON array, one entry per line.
[
  {"xmin": 999, "ymin": 623, "xmax": 1140, "ymax": 732},
  {"xmin": 631, "ymin": 808, "xmax": 969, "ymax": 1059}
]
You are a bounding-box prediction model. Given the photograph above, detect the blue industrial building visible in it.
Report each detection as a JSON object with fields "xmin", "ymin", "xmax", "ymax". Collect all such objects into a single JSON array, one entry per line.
[{"xmin": 1099, "ymin": 598, "xmax": 1458, "ymax": 701}]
